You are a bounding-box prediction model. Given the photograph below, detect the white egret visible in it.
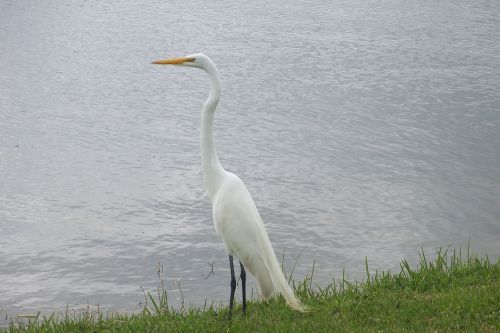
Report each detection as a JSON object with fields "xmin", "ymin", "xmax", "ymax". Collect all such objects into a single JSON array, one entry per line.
[{"xmin": 152, "ymin": 53, "xmax": 307, "ymax": 316}]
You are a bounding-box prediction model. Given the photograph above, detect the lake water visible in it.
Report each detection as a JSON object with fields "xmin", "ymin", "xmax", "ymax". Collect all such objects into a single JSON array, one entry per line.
[{"xmin": 1, "ymin": 0, "xmax": 499, "ymax": 325}]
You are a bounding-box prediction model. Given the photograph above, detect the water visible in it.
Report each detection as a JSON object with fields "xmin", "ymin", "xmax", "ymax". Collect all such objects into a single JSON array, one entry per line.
[{"xmin": 1, "ymin": 0, "xmax": 499, "ymax": 324}]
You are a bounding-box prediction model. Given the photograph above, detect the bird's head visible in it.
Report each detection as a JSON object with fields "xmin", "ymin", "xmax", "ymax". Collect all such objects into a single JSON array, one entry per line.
[{"xmin": 152, "ymin": 53, "xmax": 214, "ymax": 72}]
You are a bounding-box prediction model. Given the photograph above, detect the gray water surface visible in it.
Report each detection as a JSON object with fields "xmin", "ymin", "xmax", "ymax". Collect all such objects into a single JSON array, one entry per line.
[{"xmin": 1, "ymin": 0, "xmax": 499, "ymax": 324}]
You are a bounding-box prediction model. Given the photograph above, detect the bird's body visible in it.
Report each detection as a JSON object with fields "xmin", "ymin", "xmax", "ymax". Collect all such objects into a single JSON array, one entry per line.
[
  {"xmin": 212, "ymin": 171, "xmax": 275, "ymax": 297},
  {"xmin": 153, "ymin": 53, "xmax": 307, "ymax": 315}
]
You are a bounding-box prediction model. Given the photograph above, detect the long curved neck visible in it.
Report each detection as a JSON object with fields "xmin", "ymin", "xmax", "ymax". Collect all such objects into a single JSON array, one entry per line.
[{"xmin": 201, "ymin": 66, "xmax": 225, "ymax": 199}]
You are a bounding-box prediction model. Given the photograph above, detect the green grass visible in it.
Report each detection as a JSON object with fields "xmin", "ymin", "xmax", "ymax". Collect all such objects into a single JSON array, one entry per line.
[{"xmin": 4, "ymin": 247, "xmax": 499, "ymax": 332}]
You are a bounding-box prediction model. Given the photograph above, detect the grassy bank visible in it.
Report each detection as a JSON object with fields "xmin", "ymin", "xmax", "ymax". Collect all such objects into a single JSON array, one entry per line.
[{"xmin": 4, "ymin": 248, "xmax": 499, "ymax": 332}]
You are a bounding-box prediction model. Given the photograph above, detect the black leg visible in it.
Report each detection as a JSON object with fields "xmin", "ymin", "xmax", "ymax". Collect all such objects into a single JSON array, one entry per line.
[
  {"xmin": 228, "ymin": 255, "xmax": 236, "ymax": 319},
  {"xmin": 240, "ymin": 262, "xmax": 247, "ymax": 315}
]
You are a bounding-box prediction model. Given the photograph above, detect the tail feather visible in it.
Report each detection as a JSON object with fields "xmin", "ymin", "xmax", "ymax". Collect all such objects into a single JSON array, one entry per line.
[{"xmin": 261, "ymin": 241, "xmax": 308, "ymax": 312}]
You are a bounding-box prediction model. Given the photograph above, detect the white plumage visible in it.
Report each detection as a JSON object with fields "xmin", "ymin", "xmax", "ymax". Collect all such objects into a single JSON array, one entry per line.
[{"xmin": 153, "ymin": 53, "xmax": 307, "ymax": 315}]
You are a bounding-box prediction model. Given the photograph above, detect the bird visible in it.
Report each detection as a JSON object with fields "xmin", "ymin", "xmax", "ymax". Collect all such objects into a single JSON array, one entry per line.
[{"xmin": 152, "ymin": 53, "xmax": 307, "ymax": 317}]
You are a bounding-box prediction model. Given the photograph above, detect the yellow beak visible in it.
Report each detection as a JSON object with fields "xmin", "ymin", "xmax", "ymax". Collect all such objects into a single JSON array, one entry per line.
[{"xmin": 151, "ymin": 57, "xmax": 195, "ymax": 65}]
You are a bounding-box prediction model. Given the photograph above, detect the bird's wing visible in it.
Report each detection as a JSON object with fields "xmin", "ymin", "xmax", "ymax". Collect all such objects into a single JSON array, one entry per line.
[{"xmin": 212, "ymin": 173, "xmax": 268, "ymax": 261}]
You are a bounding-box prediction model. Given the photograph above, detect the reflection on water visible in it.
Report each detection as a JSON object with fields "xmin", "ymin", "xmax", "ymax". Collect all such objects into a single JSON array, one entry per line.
[{"xmin": 1, "ymin": 0, "xmax": 499, "ymax": 325}]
